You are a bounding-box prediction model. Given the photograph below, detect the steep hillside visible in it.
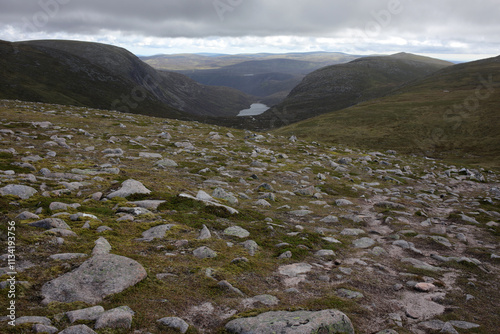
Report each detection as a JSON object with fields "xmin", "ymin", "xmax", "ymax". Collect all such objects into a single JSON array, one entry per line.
[
  {"xmin": 274, "ymin": 55, "xmax": 500, "ymax": 168},
  {"xmin": 0, "ymin": 99, "xmax": 499, "ymax": 333},
  {"xmin": 258, "ymin": 53, "xmax": 453, "ymax": 126},
  {"xmin": 0, "ymin": 40, "xmax": 252, "ymax": 118}
]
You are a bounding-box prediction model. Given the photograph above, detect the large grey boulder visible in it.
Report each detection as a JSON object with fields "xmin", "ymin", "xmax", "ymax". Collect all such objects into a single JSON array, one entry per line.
[
  {"xmin": 41, "ymin": 254, "xmax": 147, "ymax": 305},
  {"xmin": 107, "ymin": 179, "xmax": 151, "ymax": 198},
  {"xmin": 225, "ymin": 309, "xmax": 354, "ymax": 333},
  {"xmin": 0, "ymin": 184, "xmax": 38, "ymax": 199}
]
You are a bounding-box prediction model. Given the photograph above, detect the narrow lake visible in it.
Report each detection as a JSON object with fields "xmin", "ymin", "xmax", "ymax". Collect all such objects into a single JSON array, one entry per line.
[{"xmin": 237, "ymin": 103, "xmax": 270, "ymax": 116}]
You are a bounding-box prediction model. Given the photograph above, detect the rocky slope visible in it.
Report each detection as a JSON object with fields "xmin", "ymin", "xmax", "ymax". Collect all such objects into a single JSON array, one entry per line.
[
  {"xmin": 0, "ymin": 100, "xmax": 499, "ymax": 333},
  {"xmin": 0, "ymin": 40, "xmax": 253, "ymax": 118}
]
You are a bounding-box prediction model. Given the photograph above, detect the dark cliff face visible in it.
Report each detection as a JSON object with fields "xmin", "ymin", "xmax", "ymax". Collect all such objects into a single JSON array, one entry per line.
[{"xmin": 1, "ymin": 39, "xmax": 253, "ymax": 118}]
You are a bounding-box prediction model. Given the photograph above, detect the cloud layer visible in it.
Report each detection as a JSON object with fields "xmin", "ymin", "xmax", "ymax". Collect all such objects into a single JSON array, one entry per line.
[{"xmin": 0, "ymin": 0, "xmax": 498, "ymax": 59}]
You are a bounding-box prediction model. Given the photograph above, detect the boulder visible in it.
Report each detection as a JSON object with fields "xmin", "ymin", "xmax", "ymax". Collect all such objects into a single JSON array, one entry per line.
[
  {"xmin": 29, "ymin": 218, "xmax": 71, "ymax": 230},
  {"xmin": 107, "ymin": 179, "xmax": 151, "ymax": 198},
  {"xmin": 225, "ymin": 309, "xmax": 354, "ymax": 333},
  {"xmin": 41, "ymin": 254, "xmax": 147, "ymax": 305},
  {"xmin": 0, "ymin": 184, "xmax": 38, "ymax": 199}
]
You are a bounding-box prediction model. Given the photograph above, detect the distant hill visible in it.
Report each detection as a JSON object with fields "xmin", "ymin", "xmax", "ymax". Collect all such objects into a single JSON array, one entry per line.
[
  {"xmin": 257, "ymin": 53, "xmax": 453, "ymax": 126},
  {"xmin": 143, "ymin": 52, "xmax": 359, "ymax": 105},
  {"xmin": 273, "ymin": 54, "xmax": 500, "ymax": 168},
  {"xmin": 0, "ymin": 40, "xmax": 252, "ymax": 118}
]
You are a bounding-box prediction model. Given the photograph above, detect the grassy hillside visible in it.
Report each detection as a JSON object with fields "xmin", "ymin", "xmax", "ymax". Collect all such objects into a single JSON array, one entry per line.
[
  {"xmin": 274, "ymin": 55, "xmax": 500, "ymax": 168},
  {"xmin": 258, "ymin": 53, "xmax": 453, "ymax": 126},
  {"xmin": 0, "ymin": 40, "xmax": 253, "ymax": 118}
]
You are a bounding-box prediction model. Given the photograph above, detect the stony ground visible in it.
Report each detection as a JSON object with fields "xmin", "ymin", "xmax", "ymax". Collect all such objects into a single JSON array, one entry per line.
[{"xmin": 0, "ymin": 100, "xmax": 499, "ymax": 334}]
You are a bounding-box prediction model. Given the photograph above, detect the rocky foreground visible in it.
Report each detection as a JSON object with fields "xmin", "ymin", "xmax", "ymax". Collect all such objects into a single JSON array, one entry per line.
[{"xmin": 0, "ymin": 100, "xmax": 499, "ymax": 334}]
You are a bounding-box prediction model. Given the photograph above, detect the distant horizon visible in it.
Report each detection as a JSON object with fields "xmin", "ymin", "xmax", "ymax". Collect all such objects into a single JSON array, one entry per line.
[{"xmin": 4, "ymin": 37, "xmax": 497, "ymax": 64}]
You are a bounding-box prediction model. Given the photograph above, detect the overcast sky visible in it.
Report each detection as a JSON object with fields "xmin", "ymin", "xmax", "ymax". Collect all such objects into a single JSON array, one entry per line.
[{"xmin": 0, "ymin": 0, "xmax": 499, "ymax": 61}]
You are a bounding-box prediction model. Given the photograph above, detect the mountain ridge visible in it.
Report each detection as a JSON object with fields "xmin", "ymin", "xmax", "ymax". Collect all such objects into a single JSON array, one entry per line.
[
  {"xmin": 273, "ymin": 54, "xmax": 500, "ymax": 168},
  {"xmin": 256, "ymin": 53, "xmax": 454, "ymax": 127},
  {"xmin": 0, "ymin": 39, "xmax": 253, "ymax": 119}
]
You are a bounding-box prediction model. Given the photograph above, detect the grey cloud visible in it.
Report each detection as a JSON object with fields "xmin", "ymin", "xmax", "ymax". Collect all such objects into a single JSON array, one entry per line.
[{"xmin": 0, "ymin": 0, "xmax": 498, "ymax": 56}]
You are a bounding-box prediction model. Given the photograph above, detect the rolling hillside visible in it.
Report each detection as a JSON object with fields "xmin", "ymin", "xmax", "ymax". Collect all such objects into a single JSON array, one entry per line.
[
  {"xmin": 273, "ymin": 55, "xmax": 500, "ymax": 168},
  {"xmin": 0, "ymin": 40, "xmax": 253, "ymax": 118},
  {"xmin": 258, "ymin": 53, "xmax": 453, "ymax": 126}
]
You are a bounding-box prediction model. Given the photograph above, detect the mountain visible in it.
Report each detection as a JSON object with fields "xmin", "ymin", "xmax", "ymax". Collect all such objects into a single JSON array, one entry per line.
[
  {"xmin": 273, "ymin": 54, "xmax": 500, "ymax": 168},
  {"xmin": 143, "ymin": 52, "xmax": 359, "ymax": 105},
  {"xmin": 257, "ymin": 53, "xmax": 453, "ymax": 126},
  {"xmin": 0, "ymin": 40, "xmax": 253, "ymax": 118}
]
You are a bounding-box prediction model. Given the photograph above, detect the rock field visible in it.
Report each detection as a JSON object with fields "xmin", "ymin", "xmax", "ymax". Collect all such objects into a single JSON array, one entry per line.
[{"xmin": 0, "ymin": 100, "xmax": 499, "ymax": 333}]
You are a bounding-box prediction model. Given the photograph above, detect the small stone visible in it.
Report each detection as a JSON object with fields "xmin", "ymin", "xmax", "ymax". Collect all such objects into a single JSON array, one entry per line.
[
  {"xmin": 336, "ymin": 199, "xmax": 354, "ymax": 206},
  {"xmin": 448, "ymin": 321, "xmax": 480, "ymax": 329},
  {"xmin": 414, "ymin": 282, "xmax": 436, "ymax": 292},
  {"xmin": 320, "ymin": 215, "xmax": 339, "ymax": 223},
  {"xmin": 157, "ymin": 317, "xmax": 189, "ymax": 334},
  {"xmin": 94, "ymin": 307, "xmax": 133, "ymax": 330},
  {"xmin": 224, "ymin": 226, "xmax": 250, "ymax": 238},
  {"xmin": 193, "ymin": 246, "xmax": 217, "ymax": 259},
  {"xmin": 58, "ymin": 325, "xmax": 97, "ymax": 334},
  {"xmin": 15, "ymin": 316, "xmax": 52, "ymax": 326},
  {"xmin": 352, "ymin": 237, "xmax": 375, "ymax": 249},
  {"xmin": 15, "ymin": 211, "xmax": 40, "ymax": 220},
  {"xmin": 337, "ymin": 288, "xmax": 364, "ymax": 299},
  {"xmin": 107, "ymin": 179, "xmax": 151, "ymax": 198},
  {"xmin": 240, "ymin": 240, "xmax": 259, "ymax": 256},
  {"xmin": 218, "ymin": 280, "xmax": 245, "ymax": 296},
  {"xmin": 278, "ymin": 251, "xmax": 292, "ymax": 259},
  {"xmin": 459, "ymin": 214, "xmax": 479, "ymax": 224},
  {"xmin": 315, "ymin": 249, "xmax": 335, "ymax": 257},
  {"xmin": 198, "ymin": 225, "xmax": 211, "ymax": 240},
  {"xmin": 32, "ymin": 324, "xmax": 58, "ymax": 334},
  {"xmin": 441, "ymin": 322, "xmax": 459, "ymax": 334},
  {"xmin": 278, "ymin": 263, "xmax": 312, "ymax": 277},
  {"xmin": 66, "ymin": 306, "xmax": 105, "ymax": 323}
]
